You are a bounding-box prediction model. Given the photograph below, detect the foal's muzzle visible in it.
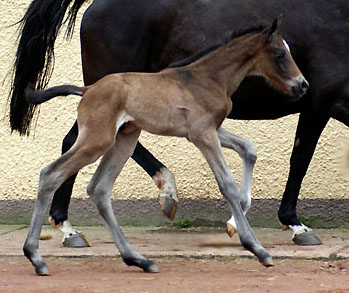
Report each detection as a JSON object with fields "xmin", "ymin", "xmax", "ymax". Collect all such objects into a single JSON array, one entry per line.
[{"xmin": 290, "ymin": 76, "xmax": 309, "ymax": 99}]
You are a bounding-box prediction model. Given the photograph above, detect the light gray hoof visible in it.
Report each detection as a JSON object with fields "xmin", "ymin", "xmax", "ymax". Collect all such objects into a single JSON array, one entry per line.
[
  {"xmin": 63, "ymin": 233, "xmax": 92, "ymax": 248},
  {"xmin": 292, "ymin": 231, "xmax": 322, "ymax": 246},
  {"xmin": 159, "ymin": 195, "xmax": 178, "ymax": 221}
]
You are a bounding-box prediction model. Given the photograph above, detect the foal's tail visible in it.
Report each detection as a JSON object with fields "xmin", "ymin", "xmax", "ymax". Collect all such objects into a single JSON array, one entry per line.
[{"xmin": 25, "ymin": 85, "xmax": 84, "ymax": 105}]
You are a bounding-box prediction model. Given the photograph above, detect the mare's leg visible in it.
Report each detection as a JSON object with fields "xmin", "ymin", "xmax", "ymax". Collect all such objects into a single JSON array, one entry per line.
[
  {"xmin": 48, "ymin": 121, "xmax": 89, "ymax": 247},
  {"xmin": 191, "ymin": 129, "xmax": 272, "ymax": 266},
  {"xmin": 87, "ymin": 129, "xmax": 158, "ymax": 273},
  {"xmin": 217, "ymin": 128, "xmax": 257, "ymax": 238},
  {"xmin": 24, "ymin": 138, "xmax": 110, "ymax": 275},
  {"xmin": 132, "ymin": 143, "xmax": 178, "ymax": 220},
  {"xmin": 278, "ymin": 111, "xmax": 328, "ymax": 245}
]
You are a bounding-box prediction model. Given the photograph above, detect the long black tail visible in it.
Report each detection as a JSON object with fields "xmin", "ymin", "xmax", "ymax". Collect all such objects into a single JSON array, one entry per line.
[
  {"xmin": 9, "ymin": 0, "xmax": 89, "ymax": 136},
  {"xmin": 25, "ymin": 85, "xmax": 84, "ymax": 105}
]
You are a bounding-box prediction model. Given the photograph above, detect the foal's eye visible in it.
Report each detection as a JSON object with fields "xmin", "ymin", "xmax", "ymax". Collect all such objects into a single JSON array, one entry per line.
[{"xmin": 274, "ymin": 49, "xmax": 286, "ymax": 60}]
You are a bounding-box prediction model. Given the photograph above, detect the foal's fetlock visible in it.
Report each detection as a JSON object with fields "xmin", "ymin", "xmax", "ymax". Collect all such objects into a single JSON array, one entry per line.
[
  {"xmin": 23, "ymin": 243, "xmax": 49, "ymax": 276},
  {"xmin": 239, "ymin": 240, "xmax": 273, "ymax": 267},
  {"xmin": 123, "ymin": 257, "xmax": 159, "ymax": 273},
  {"xmin": 257, "ymin": 250, "xmax": 274, "ymax": 267}
]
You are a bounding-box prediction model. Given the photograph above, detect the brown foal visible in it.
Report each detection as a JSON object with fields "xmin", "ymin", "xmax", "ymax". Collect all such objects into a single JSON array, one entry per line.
[{"xmin": 24, "ymin": 18, "xmax": 308, "ymax": 275}]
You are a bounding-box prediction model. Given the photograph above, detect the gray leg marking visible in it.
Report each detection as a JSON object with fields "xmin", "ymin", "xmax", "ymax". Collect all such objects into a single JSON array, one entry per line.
[
  {"xmin": 191, "ymin": 129, "xmax": 272, "ymax": 266},
  {"xmin": 217, "ymin": 127, "xmax": 257, "ymax": 237},
  {"xmin": 87, "ymin": 130, "xmax": 159, "ymax": 273}
]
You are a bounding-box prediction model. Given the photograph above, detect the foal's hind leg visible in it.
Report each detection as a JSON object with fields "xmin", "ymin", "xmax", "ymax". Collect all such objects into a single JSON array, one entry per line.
[
  {"xmin": 23, "ymin": 141, "xmax": 108, "ymax": 275},
  {"xmin": 87, "ymin": 129, "xmax": 159, "ymax": 273},
  {"xmin": 49, "ymin": 121, "xmax": 90, "ymax": 247},
  {"xmin": 217, "ymin": 127, "xmax": 257, "ymax": 238},
  {"xmin": 191, "ymin": 128, "xmax": 272, "ymax": 266}
]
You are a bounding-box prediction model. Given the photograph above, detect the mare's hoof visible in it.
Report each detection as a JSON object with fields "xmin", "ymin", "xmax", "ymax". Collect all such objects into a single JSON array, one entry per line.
[
  {"xmin": 63, "ymin": 233, "xmax": 92, "ymax": 248},
  {"xmin": 159, "ymin": 195, "xmax": 178, "ymax": 221},
  {"xmin": 226, "ymin": 223, "xmax": 237, "ymax": 238},
  {"xmin": 292, "ymin": 231, "xmax": 322, "ymax": 246},
  {"xmin": 35, "ymin": 262, "xmax": 49, "ymax": 276}
]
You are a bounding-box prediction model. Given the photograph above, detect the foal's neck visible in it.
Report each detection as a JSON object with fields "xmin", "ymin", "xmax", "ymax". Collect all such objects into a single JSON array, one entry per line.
[{"xmin": 189, "ymin": 33, "xmax": 263, "ymax": 97}]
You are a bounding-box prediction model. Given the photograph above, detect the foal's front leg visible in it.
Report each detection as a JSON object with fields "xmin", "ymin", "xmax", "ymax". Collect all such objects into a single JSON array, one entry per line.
[
  {"xmin": 217, "ymin": 127, "xmax": 257, "ymax": 238},
  {"xmin": 191, "ymin": 129, "xmax": 272, "ymax": 266},
  {"xmin": 87, "ymin": 130, "xmax": 159, "ymax": 273}
]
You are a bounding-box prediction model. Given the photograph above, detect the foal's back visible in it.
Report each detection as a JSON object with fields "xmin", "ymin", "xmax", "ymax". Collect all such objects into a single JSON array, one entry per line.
[{"xmin": 80, "ymin": 69, "xmax": 228, "ymax": 138}]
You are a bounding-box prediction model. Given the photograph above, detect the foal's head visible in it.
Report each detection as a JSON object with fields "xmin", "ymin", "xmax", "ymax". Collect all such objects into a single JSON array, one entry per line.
[{"xmin": 253, "ymin": 17, "xmax": 309, "ymax": 100}]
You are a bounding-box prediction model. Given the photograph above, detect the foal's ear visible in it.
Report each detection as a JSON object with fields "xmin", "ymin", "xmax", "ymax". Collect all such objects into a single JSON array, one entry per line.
[{"xmin": 266, "ymin": 15, "xmax": 282, "ymax": 39}]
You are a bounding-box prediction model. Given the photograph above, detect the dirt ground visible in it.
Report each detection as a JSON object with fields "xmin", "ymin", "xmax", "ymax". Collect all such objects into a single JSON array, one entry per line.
[{"xmin": 0, "ymin": 256, "xmax": 348, "ymax": 293}]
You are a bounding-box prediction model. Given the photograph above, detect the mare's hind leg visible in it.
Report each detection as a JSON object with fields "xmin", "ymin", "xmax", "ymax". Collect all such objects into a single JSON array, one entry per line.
[
  {"xmin": 49, "ymin": 121, "xmax": 90, "ymax": 247},
  {"xmin": 23, "ymin": 139, "xmax": 109, "ymax": 275},
  {"xmin": 217, "ymin": 128, "xmax": 257, "ymax": 238},
  {"xmin": 191, "ymin": 128, "xmax": 272, "ymax": 266},
  {"xmin": 87, "ymin": 129, "xmax": 158, "ymax": 273}
]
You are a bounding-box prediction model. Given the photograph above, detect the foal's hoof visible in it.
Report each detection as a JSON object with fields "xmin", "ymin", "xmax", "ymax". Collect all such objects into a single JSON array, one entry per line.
[
  {"xmin": 292, "ymin": 231, "xmax": 322, "ymax": 246},
  {"xmin": 226, "ymin": 223, "xmax": 237, "ymax": 238},
  {"xmin": 259, "ymin": 252, "xmax": 274, "ymax": 267},
  {"xmin": 143, "ymin": 261, "xmax": 160, "ymax": 273},
  {"xmin": 124, "ymin": 258, "xmax": 159, "ymax": 273},
  {"xmin": 35, "ymin": 262, "xmax": 50, "ymax": 276},
  {"xmin": 159, "ymin": 195, "xmax": 178, "ymax": 221},
  {"xmin": 261, "ymin": 255, "xmax": 274, "ymax": 267},
  {"xmin": 63, "ymin": 233, "xmax": 92, "ymax": 248}
]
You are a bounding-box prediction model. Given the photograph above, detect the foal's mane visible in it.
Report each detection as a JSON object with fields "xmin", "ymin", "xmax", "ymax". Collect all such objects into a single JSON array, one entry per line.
[{"xmin": 169, "ymin": 25, "xmax": 266, "ymax": 68}]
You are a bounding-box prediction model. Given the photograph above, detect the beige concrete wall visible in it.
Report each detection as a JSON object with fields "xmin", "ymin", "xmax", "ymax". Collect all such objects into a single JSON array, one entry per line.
[{"xmin": 1, "ymin": 1, "xmax": 348, "ymax": 204}]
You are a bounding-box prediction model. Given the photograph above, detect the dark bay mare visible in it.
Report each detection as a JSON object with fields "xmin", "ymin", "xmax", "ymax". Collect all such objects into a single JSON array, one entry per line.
[
  {"xmin": 10, "ymin": 0, "xmax": 349, "ymax": 245},
  {"xmin": 23, "ymin": 19, "xmax": 307, "ymax": 275}
]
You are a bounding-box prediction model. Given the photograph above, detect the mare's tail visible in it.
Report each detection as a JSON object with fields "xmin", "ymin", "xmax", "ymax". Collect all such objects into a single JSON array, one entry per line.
[
  {"xmin": 25, "ymin": 85, "xmax": 84, "ymax": 105},
  {"xmin": 9, "ymin": 0, "xmax": 89, "ymax": 136}
]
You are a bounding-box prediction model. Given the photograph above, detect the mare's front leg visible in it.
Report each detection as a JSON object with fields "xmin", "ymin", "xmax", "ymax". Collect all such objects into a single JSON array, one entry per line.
[
  {"xmin": 132, "ymin": 142, "xmax": 178, "ymax": 220},
  {"xmin": 49, "ymin": 121, "xmax": 90, "ymax": 247},
  {"xmin": 191, "ymin": 128, "xmax": 272, "ymax": 266},
  {"xmin": 87, "ymin": 129, "xmax": 158, "ymax": 273},
  {"xmin": 217, "ymin": 128, "xmax": 257, "ymax": 238},
  {"xmin": 279, "ymin": 111, "xmax": 328, "ymax": 245}
]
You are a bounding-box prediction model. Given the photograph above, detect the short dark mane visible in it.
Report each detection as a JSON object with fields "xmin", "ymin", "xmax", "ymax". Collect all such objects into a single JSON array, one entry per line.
[{"xmin": 169, "ymin": 25, "xmax": 266, "ymax": 68}]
